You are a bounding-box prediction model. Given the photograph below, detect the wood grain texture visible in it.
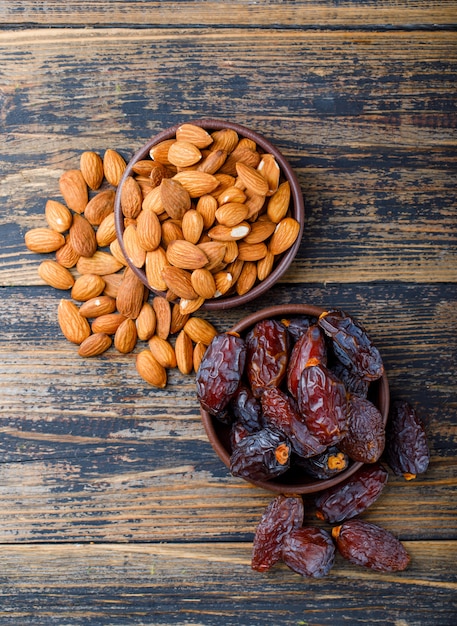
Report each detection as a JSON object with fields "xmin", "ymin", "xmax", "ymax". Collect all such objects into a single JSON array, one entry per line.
[
  {"xmin": 1, "ymin": 29, "xmax": 456, "ymax": 286},
  {"xmin": 1, "ymin": 1, "xmax": 457, "ymax": 28}
]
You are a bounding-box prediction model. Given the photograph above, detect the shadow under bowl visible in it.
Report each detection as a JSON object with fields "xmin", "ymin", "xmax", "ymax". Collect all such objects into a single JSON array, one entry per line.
[{"xmin": 199, "ymin": 303, "xmax": 390, "ymax": 494}]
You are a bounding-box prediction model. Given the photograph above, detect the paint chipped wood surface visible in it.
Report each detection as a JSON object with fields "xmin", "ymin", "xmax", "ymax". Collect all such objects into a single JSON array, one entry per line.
[{"xmin": 0, "ymin": 2, "xmax": 456, "ymax": 625}]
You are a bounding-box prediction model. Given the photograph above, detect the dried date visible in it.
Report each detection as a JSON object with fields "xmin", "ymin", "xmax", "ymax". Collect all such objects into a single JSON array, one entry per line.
[
  {"xmin": 315, "ymin": 463, "xmax": 388, "ymax": 523},
  {"xmin": 385, "ymin": 400, "xmax": 430, "ymax": 480},
  {"xmin": 338, "ymin": 394, "xmax": 385, "ymax": 463},
  {"xmin": 230, "ymin": 427, "xmax": 291, "ymax": 481},
  {"xmin": 230, "ymin": 384, "xmax": 264, "ymax": 433},
  {"xmin": 261, "ymin": 387, "xmax": 327, "ymax": 458},
  {"xmin": 318, "ymin": 309, "xmax": 384, "ymax": 381},
  {"xmin": 246, "ymin": 319, "xmax": 289, "ymax": 398},
  {"xmin": 332, "ymin": 519, "xmax": 410, "ymax": 572},
  {"xmin": 296, "ymin": 446, "xmax": 350, "ymax": 480},
  {"xmin": 196, "ymin": 332, "xmax": 246, "ymax": 416},
  {"xmin": 281, "ymin": 527, "xmax": 335, "ymax": 578},
  {"xmin": 280, "ymin": 315, "xmax": 311, "ymax": 342},
  {"xmin": 251, "ymin": 495, "xmax": 304, "ymax": 572},
  {"xmin": 287, "ymin": 324, "xmax": 327, "ymax": 399},
  {"xmin": 297, "ymin": 359, "xmax": 348, "ymax": 446},
  {"xmin": 331, "ymin": 361, "xmax": 369, "ymax": 398}
]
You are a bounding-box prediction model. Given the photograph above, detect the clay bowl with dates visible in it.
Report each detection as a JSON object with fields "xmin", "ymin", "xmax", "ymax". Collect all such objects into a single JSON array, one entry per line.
[
  {"xmin": 114, "ymin": 119, "xmax": 305, "ymax": 311},
  {"xmin": 199, "ymin": 304, "xmax": 390, "ymax": 494}
]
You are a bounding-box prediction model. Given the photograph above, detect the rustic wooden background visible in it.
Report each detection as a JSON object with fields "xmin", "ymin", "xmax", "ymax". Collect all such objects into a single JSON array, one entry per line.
[{"xmin": 0, "ymin": 2, "xmax": 456, "ymax": 624}]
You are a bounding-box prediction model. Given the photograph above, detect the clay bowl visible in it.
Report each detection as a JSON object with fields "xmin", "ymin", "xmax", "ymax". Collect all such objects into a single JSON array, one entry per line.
[
  {"xmin": 199, "ymin": 304, "xmax": 390, "ymax": 494},
  {"xmin": 114, "ymin": 119, "xmax": 305, "ymax": 310}
]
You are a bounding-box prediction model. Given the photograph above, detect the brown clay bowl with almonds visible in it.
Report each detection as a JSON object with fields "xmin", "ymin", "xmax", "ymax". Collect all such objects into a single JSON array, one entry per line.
[
  {"xmin": 114, "ymin": 119, "xmax": 305, "ymax": 312},
  {"xmin": 199, "ymin": 304, "xmax": 390, "ymax": 494}
]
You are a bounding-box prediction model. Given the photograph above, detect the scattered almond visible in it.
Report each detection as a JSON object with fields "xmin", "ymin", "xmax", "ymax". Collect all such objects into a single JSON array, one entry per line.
[
  {"xmin": 152, "ymin": 296, "xmax": 172, "ymax": 340},
  {"xmin": 136, "ymin": 302, "xmax": 156, "ymax": 341},
  {"xmin": 183, "ymin": 317, "xmax": 218, "ymax": 345},
  {"xmin": 71, "ymin": 274, "xmax": 106, "ymax": 301},
  {"xmin": 114, "ymin": 318, "xmax": 138, "ymax": 354},
  {"xmin": 136, "ymin": 349, "xmax": 167, "ymax": 388},
  {"xmin": 25, "ymin": 228, "xmax": 65, "ymax": 254},
  {"xmin": 175, "ymin": 330, "xmax": 194, "ymax": 375},
  {"xmin": 59, "ymin": 169, "xmax": 88, "ymax": 214},
  {"xmin": 79, "ymin": 295, "xmax": 117, "ymax": 318},
  {"xmin": 80, "ymin": 151, "xmax": 104, "ymax": 190},
  {"xmin": 38, "ymin": 260, "xmax": 75, "ymax": 290},
  {"xmin": 45, "ymin": 200, "xmax": 73, "ymax": 233},
  {"xmin": 148, "ymin": 335, "xmax": 177, "ymax": 368},
  {"xmin": 78, "ymin": 332, "xmax": 112, "ymax": 357},
  {"xmin": 103, "ymin": 149, "xmax": 127, "ymax": 186},
  {"xmin": 57, "ymin": 299, "xmax": 91, "ymax": 344},
  {"xmin": 84, "ymin": 190, "xmax": 115, "ymax": 226}
]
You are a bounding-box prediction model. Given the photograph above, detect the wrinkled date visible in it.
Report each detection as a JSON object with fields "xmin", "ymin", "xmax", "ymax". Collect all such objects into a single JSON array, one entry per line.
[
  {"xmin": 296, "ymin": 445, "xmax": 350, "ymax": 480},
  {"xmin": 196, "ymin": 332, "xmax": 246, "ymax": 415},
  {"xmin": 251, "ymin": 495, "xmax": 304, "ymax": 572},
  {"xmin": 315, "ymin": 463, "xmax": 388, "ymax": 523},
  {"xmin": 246, "ymin": 319, "xmax": 289, "ymax": 398},
  {"xmin": 332, "ymin": 519, "xmax": 410, "ymax": 572},
  {"xmin": 281, "ymin": 527, "xmax": 335, "ymax": 578},
  {"xmin": 385, "ymin": 400, "xmax": 430, "ymax": 480},
  {"xmin": 339, "ymin": 394, "xmax": 385, "ymax": 464},
  {"xmin": 230, "ymin": 427, "xmax": 291, "ymax": 481},
  {"xmin": 287, "ymin": 324, "xmax": 327, "ymax": 399}
]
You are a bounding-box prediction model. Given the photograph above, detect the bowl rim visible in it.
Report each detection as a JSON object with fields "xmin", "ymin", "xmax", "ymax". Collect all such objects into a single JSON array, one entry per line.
[
  {"xmin": 199, "ymin": 303, "xmax": 390, "ymax": 494},
  {"xmin": 114, "ymin": 118, "xmax": 305, "ymax": 310}
]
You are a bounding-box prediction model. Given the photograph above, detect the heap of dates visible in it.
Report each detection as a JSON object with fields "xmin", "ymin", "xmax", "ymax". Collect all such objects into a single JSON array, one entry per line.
[{"xmin": 196, "ymin": 309, "xmax": 430, "ymax": 577}]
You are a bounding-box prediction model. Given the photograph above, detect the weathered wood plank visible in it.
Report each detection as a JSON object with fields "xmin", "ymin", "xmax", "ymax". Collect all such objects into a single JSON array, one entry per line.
[
  {"xmin": 1, "ymin": 29, "xmax": 455, "ymax": 285},
  {"xmin": 1, "ymin": 1, "xmax": 456, "ymax": 28},
  {"xmin": 0, "ymin": 542, "xmax": 455, "ymax": 625},
  {"xmin": 0, "ymin": 284, "xmax": 455, "ymax": 543}
]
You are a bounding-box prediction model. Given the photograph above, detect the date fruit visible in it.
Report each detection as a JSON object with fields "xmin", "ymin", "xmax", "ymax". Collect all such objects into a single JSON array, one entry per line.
[
  {"xmin": 287, "ymin": 324, "xmax": 327, "ymax": 398},
  {"xmin": 385, "ymin": 400, "xmax": 430, "ymax": 480},
  {"xmin": 230, "ymin": 384, "xmax": 264, "ymax": 433},
  {"xmin": 196, "ymin": 332, "xmax": 246, "ymax": 416},
  {"xmin": 315, "ymin": 463, "xmax": 388, "ymax": 523},
  {"xmin": 338, "ymin": 394, "xmax": 385, "ymax": 464},
  {"xmin": 251, "ymin": 495, "xmax": 304, "ymax": 572},
  {"xmin": 281, "ymin": 527, "xmax": 335, "ymax": 578},
  {"xmin": 318, "ymin": 309, "xmax": 384, "ymax": 381},
  {"xmin": 296, "ymin": 445, "xmax": 350, "ymax": 480},
  {"xmin": 230, "ymin": 427, "xmax": 291, "ymax": 481},
  {"xmin": 332, "ymin": 519, "xmax": 410, "ymax": 572},
  {"xmin": 297, "ymin": 358, "xmax": 348, "ymax": 446},
  {"xmin": 246, "ymin": 319, "xmax": 289, "ymax": 397}
]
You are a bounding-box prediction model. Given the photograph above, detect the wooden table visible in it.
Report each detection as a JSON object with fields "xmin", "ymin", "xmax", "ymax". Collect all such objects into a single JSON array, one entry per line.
[{"xmin": 1, "ymin": 2, "xmax": 456, "ymax": 624}]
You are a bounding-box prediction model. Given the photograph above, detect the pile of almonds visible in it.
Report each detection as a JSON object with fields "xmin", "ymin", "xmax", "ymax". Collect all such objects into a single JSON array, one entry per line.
[
  {"xmin": 24, "ymin": 146, "xmax": 219, "ymax": 388},
  {"xmin": 118, "ymin": 123, "xmax": 301, "ymax": 310}
]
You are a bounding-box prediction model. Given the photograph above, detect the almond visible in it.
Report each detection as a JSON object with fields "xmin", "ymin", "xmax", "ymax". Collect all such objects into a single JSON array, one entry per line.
[
  {"xmin": 84, "ymin": 190, "xmax": 115, "ymax": 226},
  {"xmin": 91, "ymin": 312, "xmax": 127, "ymax": 334},
  {"xmin": 103, "ymin": 149, "xmax": 127, "ymax": 186},
  {"xmin": 268, "ymin": 217, "xmax": 300, "ymax": 255},
  {"xmin": 236, "ymin": 261, "xmax": 257, "ymax": 296},
  {"xmin": 197, "ymin": 149, "xmax": 227, "ymax": 174},
  {"xmin": 267, "ymin": 181, "xmax": 291, "ymax": 223},
  {"xmin": 71, "ymin": 274, "xmax": 106, "ymax": 301},
  {"xmin": 148, "ymin": 335, "xmax": 177, "ymax": 368},
  {"xmin": 220, "ymin": 145, "xmax": 261, "ymax": 176},
  {"xmin": 180, "ymin": 209, "xmax": 203, "ymax": 244},
  {"xmin": 207, "ymin": 222, "xmax": 251, "ymax": 241},
  {"xmin": 149, "ymin": 139, "xmax": 176, "ymax": 165},
  {"xmin": 114, "ymin": 318, "xmax": 138, "ymax": 353},
  {"xmin": 235, "ymin": 162, "xmax": 269, "ymax": 197},
  {"xmin": 162, "ymin": 266, "xmax": 198, "ymax": 300},
  {"xmin": 96, "ymin": 212, "xmax": 117, "ymax": 247},
  {"xmin": 210, "ymin": 173, "xmax": 236, "ymax": 197},
  {"xmin": 244, "ymin": 190, "xmax": 266, "ymax": 219},
  {"xmin": 166, "ymin": 240, "xmax": 208, "ymax": 270},
  {"xmin": 175, "ymin": 330, "xmax": 194, "ymax": 375},
  {"xmin": 132, "ymin": 159, "xmax": 155, "ymax": 176},
  {"xmin": 76, "ymin": 251, "xmax": 124, "ymax": 275},
  {"xmin": 136, "ymin": 209, "xmax": 161, "ymax": 251},
  {"xmin": 215, "ymin": 202, "xmax": 249, "ymax": 227},
  {"xmin": 190, "ymin": 268, "xmax": 216, "ymax": 299},
  {"xmin": 136, "ymin": 349, "xmax": 167, "ymax": 388},
  {"xmin": 38, "ymin": 260, "xmax": 75, "ymax": 290},
  {"xmin": 172, "ymin": 171, "xmax": 219, "ymax": 197},
  {"xmin": 120, "ymin": 176, "xmax": 143, "ymax": 219},
  {"xmin": 45, "ymin": 200, "xmax": 73, "ymax": 233},
  {"xmin": 59, "ymin": 169, "xmax": 88, "ymax": 214},
  {"xmin": 197, "ymin": 241, "xmax": 226, "ymax": 271},
  {"xmin": 123, "ymin": 224, "xmax": 146, "ymax": 268},
  {"xmin": 225, "ymin": 258, "xmax": 244, "ymax": 284},
  {"xmin": 183, "ymin": 317, "xmax": 218, "ymax": 345},
  {"xmin": 217, "ymin": 186, "xmax": 246, "ymax": 206},
  {"xmin": 116, "ymin": 268, "xmax": 145, "ymax": 319},
  {"xmin": 257, "ymin": 251, "xmax": 275, "ymax": 281},
  {"xmin": 210, "ymin": 128, "xmax": 239, "ymax": 153},
  {"xmin": 213, "ymin": 271, "xmax": 233, "ymax": 296},
  {"xmin": 168, "ymin": 140, "xmax": 202, "ymax": 168},
  {"xmin": 149, "ymin": 161, "xmax": 173, "ymax": 186},
  {"xmin": 196, "ymin": 194, "xmax": 218, "ymax": 229},
  {"xmin": 193, "ymin": 341, "xmax": 207, "ymax": 373},
  {"xmin": 57, "ymin": 299, "xmax": 91, "ymax": 344},
  {"xmin": 55, "ymin": 235, "xmax": 80, "ymax": 268},
  {"xmin": 79, "ymin": 295, "xmax": 117, "ymax": 318},
  {"xmin": 80, "ymin": 151, "xmax": 104, "ymax": 190},
  {"xmin": 243, "ymin": 220, "xmax": 276, "ymax": 243},
  {"xmin": 237, "ymin": 241, "xmax": 268, "ymax": 262},
  {"xmin": 102, "ymin": 272, "xmax": 124, "ymax": 298},
  {"xmin": 145, "ymin": 248, "xmax": 169, "ymax": 292},
  {"xmin": 69, "ymin": 214, "xmax": 97, "ymax": 257},
  {"xmin": 170, "ymin": 303, "xmax": 190, "ymax": 334},
  {"xmin": 25, "ymin": 228, "xmax": 65, "ymax": 253},
  {"xmin": 78, "ymin": 332, "xmax": 112, "ymax": 357},
  {"xmin": 161, "ymin": 220, "xmax": 184, "ymax": 249},
  {"xmin": 142, "ymin": 186, "xmax": 165, "ymax": 214},
  {"xmin": 257, "ymin": 154, "xmax": 280, "ymax": 195},
  {"xmin": 136, "ymin": 302, "xmax": 156, "ymax": 341},
  {"xmin": 179, "ymin": 296, "xmax": 205, "ymax": 315},
  {"xmin": 109, "ymin": 238, "xmax": 128, "ymax": 266},
  {"xmin": 223, "ymin": 240, "xmax": 238, "ymax": 264},
  {"xmin": 153, "ymin": 296, "xmax": 172, "ymax": 340},
  {"xmin": 160, "ymin": 178, "xmax": 191, "ymax": 220},
  {"xmin": 176, "ymin": 123, "xmax": 213, "ymax": 148}
]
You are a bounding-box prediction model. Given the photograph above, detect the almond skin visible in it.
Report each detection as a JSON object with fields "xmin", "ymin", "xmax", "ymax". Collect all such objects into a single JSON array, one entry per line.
[
  {"xmin": 235, "ymin": 162, "xmax": 269, "ymax": 197},
  {"xmin": 45, "ymin": 200, "xmax": 73, "ymax": 233},
  {"xmin": 76, "ymin": 251, "xmax": 124, "ymax": 275},
  {"xmin": 148, "ymin": 335, "xmax": 177, "ymax": 368},
  {"xmin": 235, "ymin": 261, "xmax": 257, "ymax": 295},
  {"xmin": 136, "ymin": 209, "xmax": 161, "ymax": 251},
  {"xmin": 166, "ymin": 240, "xmax": 208, "ymax": 270},
  {"xmin": 172, "ymin": 171, "xmax": 219, "ymax": 197},
  {"xmin": 135, "ymin": 302, "xmax": 156, "ymax": 341},
  {"xmin": 80, "ymin": 151, "xmax": 104, "ymax": 190},
  {"xmin": 160, "ymin": 178, "xmax": 191, "ymax": 220},
  {"xmin": 152, "ymin": 296, "xmax": 171, "ymax": 340},
  {"xmin": 267, "ymin": 181, "xmax": 291, "ymax": 223},
  {"xmin": 71, "ymin": 274, "xmax": 106, "ymax": 301},
  {"xmin": 91, "ymin": 313, "xmax": 127, "ymax": 334},
  {"xmin": 183, "ymin": 317, "xmax": 218, "ymax": 345},
  {"xmin": 84, "ymin": 190, "xmax": 115, "ymax": 226},
  {"xmin": 38, "ymin": 260, "xmax": 75, "ymax": 290},
  {"xmin": 136, "ymin": 349, "xmax": 167, "ymax": 388},
  {"xmin": 25, "ymin": 228, "xmax": 65, "ymax": 254},
  {"xmin": 176, "ymin": 123, "xmax": 213, "ymax": 148},
  {"xmin": 59, "ymin": 169, "xmax": 88, "ymax": 214},
  {"xmin": 96, "ymin": 213, "xmax": 117, "ymax": 247},
  {"xmin": 116, "ymin": 268, "xmax": 145, "ymax": 320},
  {"xmin": 170, "ymin": 303, "xmax": 190, "ymax": 334},
  {"xmin": 268, "ymin": 217, "xmax": 301, "ymax": 255},
  {"xmin": 123, "ymin": 224, "xmax": 146, "ymax": 269},
  {"xmin": 57, "ymin": 299, "xmax": 91, "ymax": 344},
  {"xmin": 79, "ymin": 295, "xmax": 117, "ymax": 318},
  {"xmin": 167, "ymin": 140, "xmax": 202, "ymax": 168},
  {"xmin": 182, "ymin": 209, "xmax": 204, "ymax": 244},
  {"xmin": 69, "ymin": 214, "xmax": 97, "ymax": 258},
  {"xmin": 190, "ymin": 268, "xmax": 216, "ymax": 299},
  {"xmin": 215, "ymin": 202, "xmax": 249, "ymax": 227},
  {"xmin": 55, "ymin": 236, "xmax": 80, "ymax": 268},
  {"xmin": 145, "ymin": 247, "xmax": 170, "ymax": 292},
  {"xmin": 78, "ymin": 332, "xmax": 112, "ymax": 357},
  {"xmin": 162, "ymin": 266, "xmax": 198, "ymax": 300},
  {"xmin": 114, "ymin": 318, "xmax": 138, "ymax": 353},
  {"xmin": 175, "ymin": 330, "xmax": 193, "ymax": 375},
  {"xmin": 103, "ymin": 149, "xmax": 127, "ymax": 186},
  {"xmin": 120, "ymin": 176, "xmax": 143, "ymax": 219}
]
